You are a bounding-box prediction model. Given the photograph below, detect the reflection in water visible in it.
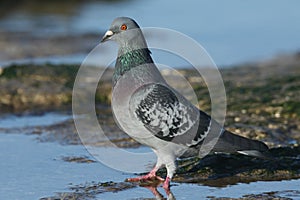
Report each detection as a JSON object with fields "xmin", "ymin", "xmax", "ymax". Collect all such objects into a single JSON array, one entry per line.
[
  {"xmin": 141, "ymin": 183, "xmax": 176, "ymax": 200},
  {"xmin": 145, "ymin": 186, "xmax": 175, "ymax": 200}
]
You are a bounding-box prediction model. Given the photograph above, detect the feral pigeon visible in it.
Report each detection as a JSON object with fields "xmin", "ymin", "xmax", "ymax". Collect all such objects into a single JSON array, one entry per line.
[{"xmin": 101, "ymin": 17, "xmax": 269, "ymax": 189}]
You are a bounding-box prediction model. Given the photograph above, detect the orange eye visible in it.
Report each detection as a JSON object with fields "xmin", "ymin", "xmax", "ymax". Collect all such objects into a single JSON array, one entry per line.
[{"xmin": 120, "ymin": 24, "xmax": 127, "ymax": 30}]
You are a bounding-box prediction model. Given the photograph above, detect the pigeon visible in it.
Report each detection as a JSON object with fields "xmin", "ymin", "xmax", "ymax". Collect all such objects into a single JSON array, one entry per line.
[{"xmin": 101, "ymin": 17, "xmax": 269, "ymax": 189}]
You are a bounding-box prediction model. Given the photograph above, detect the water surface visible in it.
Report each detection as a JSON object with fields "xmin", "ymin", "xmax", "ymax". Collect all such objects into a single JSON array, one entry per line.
[{"xmin": 0, "ymin": 113, "xmax": 300, "ymax": 199}]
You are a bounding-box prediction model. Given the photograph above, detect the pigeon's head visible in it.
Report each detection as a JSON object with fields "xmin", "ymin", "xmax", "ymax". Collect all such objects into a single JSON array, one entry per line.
[{"xmin": 101, "ymin": 17, "xmax": 146, "ymax": 47}]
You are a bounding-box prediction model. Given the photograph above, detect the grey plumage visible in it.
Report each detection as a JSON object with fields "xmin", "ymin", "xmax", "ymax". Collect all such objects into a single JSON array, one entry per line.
[
  {"xmin": 101, "ymin": 17, "xmax": 269, "ymax": 189},
  {"xmin": 213, "ymin": 130, "xmax": 269, "ymax": 158},
  {"xmin": 134, "ymin": 83, "xmax": 196, "ymax": 141}
]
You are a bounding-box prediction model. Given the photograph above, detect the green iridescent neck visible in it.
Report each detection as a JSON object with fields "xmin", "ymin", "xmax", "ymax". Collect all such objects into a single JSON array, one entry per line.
[{"xmin": 113, "ymin": 47, "xmax": 153, "ymax": 85}]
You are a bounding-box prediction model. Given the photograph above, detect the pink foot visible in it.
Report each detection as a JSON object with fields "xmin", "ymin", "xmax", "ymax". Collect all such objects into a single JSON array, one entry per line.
[{"xmin": 126, "ymin": 169, "xmax": 164, "ymax": 182}]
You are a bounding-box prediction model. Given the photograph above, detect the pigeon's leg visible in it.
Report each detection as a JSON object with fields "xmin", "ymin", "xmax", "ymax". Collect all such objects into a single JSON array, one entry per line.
[
  {"xmin": 126, "ymin": 159, "xmax": 164, "ymax": 182},
  {"xmin": 162, "ymin": 160, "xmax": 176, "ymax": 190}
]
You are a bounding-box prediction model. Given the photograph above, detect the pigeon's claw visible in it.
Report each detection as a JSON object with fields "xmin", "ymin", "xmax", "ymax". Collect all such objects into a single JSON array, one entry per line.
[
  {"xmin": 126, "ymin": 167, "xmax": 165, "ymax": 183},
  {"xmin": 126, "ymin": 174, "xmax": 164, "ymax": 182}
]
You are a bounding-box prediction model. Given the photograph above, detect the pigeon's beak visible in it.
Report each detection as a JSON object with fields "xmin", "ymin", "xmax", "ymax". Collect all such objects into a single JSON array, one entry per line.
[{"xmin": 101, "ymin": 30, "xmax": 114, "ymax": 43}]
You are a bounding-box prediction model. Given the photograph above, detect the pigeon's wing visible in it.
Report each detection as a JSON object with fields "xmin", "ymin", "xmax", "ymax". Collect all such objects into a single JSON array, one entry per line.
[{"xmin": 129, "ymin": 83, "xmax": 212, "ymax": 146}]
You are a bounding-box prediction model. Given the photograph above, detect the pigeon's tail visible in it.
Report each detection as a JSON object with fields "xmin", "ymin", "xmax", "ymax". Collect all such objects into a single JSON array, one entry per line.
[{"xmin": 212, "ymin": 130, "xmax": 269, "ymax": 159}]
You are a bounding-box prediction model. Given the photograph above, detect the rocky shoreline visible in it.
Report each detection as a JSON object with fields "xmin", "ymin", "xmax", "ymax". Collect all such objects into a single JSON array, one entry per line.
[{"xmin": 1, "ymin": 53, "xmax": 299, "ymax": 146}]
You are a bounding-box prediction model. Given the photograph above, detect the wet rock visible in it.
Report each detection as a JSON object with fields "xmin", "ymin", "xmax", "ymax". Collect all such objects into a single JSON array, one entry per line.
[
  {"xmin": 0, "ymin": 64, "xmax": 112, "ymax": 113},
  {"xmin": 40, "ymin": 181, "xmax": 138, "ymax": 200},
  {"xmin": 209, "ymin": 190, "xmax": 298, "ymax": 200},
  {"xmin": 61, "ymin": 156, "xmax": 96, "ymax": 163},
  {"xmin": 1, "ymin": 55, "xmax": 300, "ymax": 147}
]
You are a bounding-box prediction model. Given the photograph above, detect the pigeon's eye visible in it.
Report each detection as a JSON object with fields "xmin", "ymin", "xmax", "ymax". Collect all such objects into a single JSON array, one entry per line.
[{"xmin": 120, "ymin": 24, "xmax": 127, "ymax": 30}]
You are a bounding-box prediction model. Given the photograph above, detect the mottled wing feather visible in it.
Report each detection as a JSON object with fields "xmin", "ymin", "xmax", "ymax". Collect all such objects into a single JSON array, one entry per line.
[
  {"xmin": 188, "ymin": 110, "xmax": 212, "ymax": 147},
  {"xmin": 134, "ymin": 83, "xmax": 211, "ymax": 145}
]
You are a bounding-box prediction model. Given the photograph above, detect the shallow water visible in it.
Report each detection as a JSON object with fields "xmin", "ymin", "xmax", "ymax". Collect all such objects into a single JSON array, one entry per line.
[
  {"xmin": 2, "ymin": 133, "xmax": 300, "ymax": 200},
  {"xmin": 0, "ymin": 133, "xmax": 124, "ymax": 199},
  {"xmin": 1, "ymin": 133, "xmax": 300, "ymax": 200},
  {"xmin": 0, "ymin": 113, "xmax": 72, "ymax": 129},
  {"xmin": 97, "ymin": 181, "xmax": 300, "ymax": 199},
  {"xmin": 0, "ymin": 113, "xmax": 300, "ymax": 199}
]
